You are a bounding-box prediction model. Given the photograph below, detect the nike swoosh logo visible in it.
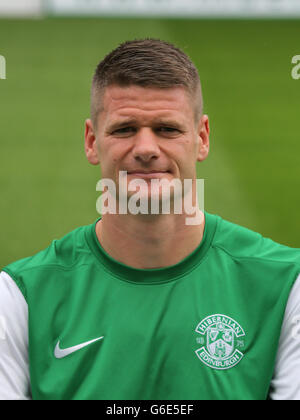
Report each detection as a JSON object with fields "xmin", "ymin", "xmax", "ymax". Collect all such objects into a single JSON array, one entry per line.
[{"xmin": 54, "ymin": 336, "xmax": 104, "ymax": 359}]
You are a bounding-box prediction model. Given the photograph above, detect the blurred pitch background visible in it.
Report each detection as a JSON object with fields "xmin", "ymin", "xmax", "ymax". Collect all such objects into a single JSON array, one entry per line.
[{"xmin": 0, "ymin": 0, "xmax": 299, "ymax": 267}]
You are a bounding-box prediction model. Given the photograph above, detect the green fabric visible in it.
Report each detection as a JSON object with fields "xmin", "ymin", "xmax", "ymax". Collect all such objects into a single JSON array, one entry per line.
[{"xmin": 3, "ymin": 212, "xmax": 300, "ymax": 400}]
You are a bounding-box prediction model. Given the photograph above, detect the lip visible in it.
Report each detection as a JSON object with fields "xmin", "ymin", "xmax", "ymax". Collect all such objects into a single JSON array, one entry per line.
[{"xmin": 127, "ymin": 171, "xmax": 170, "ymax": 178}]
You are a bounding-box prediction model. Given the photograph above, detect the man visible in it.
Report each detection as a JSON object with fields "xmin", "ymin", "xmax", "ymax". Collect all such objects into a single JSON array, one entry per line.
[{"xmin": 0, "ymin": 39, "xmax": 299, "ymax": 400}]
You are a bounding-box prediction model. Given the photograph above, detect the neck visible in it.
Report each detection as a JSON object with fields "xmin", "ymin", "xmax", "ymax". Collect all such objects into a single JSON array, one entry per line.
[{"xmin": 96, "ymin": 211, "xmax": 205, "ymax": 269}]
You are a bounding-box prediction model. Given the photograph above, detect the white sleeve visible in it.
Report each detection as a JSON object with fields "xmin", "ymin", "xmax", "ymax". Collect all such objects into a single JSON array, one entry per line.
[
  {"xmin": 0, "ymin": 271, "xmax": 31, "ymax": 400},
  {"xmin": 270, "ymin": 273, "xmax": 300, "ymax": 400}
]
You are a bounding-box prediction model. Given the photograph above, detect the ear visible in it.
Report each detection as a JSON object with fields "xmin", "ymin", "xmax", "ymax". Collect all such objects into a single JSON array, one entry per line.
[
  {"xmin": 85, "ymin": 119, "xmax": 100, "ymax": 165},
  {"xmin": 196, "ymin": 115, "xmax": 210, "ymax": 162}
]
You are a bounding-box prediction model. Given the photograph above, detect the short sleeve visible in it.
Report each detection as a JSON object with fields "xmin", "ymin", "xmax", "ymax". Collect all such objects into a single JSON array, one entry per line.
[
  {"xmin": 270, "ymin": 273, "xmax": 300, "ymax": 400},
  {"xmin": 0, "ymin": 271, "xmax": 31, "ymax": 400}
]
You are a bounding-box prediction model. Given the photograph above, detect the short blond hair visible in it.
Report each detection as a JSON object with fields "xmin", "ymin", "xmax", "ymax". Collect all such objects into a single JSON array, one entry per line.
[{"xmin": 91, "ymin": 39, "xmax": 203, "ymax": 127}]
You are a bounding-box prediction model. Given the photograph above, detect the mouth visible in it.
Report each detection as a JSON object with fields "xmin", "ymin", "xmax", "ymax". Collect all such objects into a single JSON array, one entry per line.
[{"xmin": 127, "ymin": 171, "xmax": 171, "ymax": 178}]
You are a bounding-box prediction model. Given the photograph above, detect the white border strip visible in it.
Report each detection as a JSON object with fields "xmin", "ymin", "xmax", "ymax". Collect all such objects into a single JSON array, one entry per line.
[
  {"xmin": 45, "ymin": 0, "xmax": 300, "ymax": 17},
  {"xmin": 0, "ymin": 0, "xmax": 43, "ymax": 17}
]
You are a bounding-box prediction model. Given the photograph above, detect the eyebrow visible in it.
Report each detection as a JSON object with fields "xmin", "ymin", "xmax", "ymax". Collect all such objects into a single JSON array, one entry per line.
[
  {"xmin": 106, "ymin": 118, "xmax": 185, "ymax": 133},
  {"xmin": 106, "ymin": 119, "xmax": 138, "ymax": 133}
]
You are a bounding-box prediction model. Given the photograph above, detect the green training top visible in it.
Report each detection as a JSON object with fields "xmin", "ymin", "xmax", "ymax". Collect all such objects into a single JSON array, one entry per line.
[{"xmin": 3, "ymin": 212, "xmax": 300, "ymax": 400}]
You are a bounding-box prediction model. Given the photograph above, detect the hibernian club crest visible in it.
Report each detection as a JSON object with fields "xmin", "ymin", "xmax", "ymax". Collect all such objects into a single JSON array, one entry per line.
[{"xmin": 195, "ymin": 314, "xmax": 246, "ymax": 370}]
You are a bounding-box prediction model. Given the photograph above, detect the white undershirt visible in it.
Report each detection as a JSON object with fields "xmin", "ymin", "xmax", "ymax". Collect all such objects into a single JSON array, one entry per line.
[
  {"xmin": 0, "ymin": 270, "xmax": 300, "ymax": 400},
  {"xmin": 0, "ymin": 272, "xmax": 30, "ymax": 400}
]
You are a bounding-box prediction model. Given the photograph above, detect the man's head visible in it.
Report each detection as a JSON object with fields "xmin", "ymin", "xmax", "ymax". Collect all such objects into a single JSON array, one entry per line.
[
  {"xmin": 85, "ymin": 39, "xmax": 209, "ymax": 210},
  {"xmin": 90, "ymin": 39, "xmax": 203, "ymax": 129}
]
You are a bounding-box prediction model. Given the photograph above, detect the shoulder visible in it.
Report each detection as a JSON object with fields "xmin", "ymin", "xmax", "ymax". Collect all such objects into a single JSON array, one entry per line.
[
  {"xmin": 1, "ymin": 221, "xmax": 97, "ymax": 298},
  {"xmin": 209, "ymin": 213, "xmax": 300, "ymax": 270}
]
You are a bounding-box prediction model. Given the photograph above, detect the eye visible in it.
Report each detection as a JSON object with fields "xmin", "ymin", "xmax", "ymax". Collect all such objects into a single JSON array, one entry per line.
[
  {"xmin": 157, "ymin": 127, "xmax": 181, "ymax": 135},
  {"xmin": 112, "ymin": 127, "xmax": 136, "ymax": 136}
]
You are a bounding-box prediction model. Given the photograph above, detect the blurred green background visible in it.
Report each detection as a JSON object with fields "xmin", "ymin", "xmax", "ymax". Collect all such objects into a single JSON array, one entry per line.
[{"xmin": 0, "ymin": 18, "xmax": 299, "ymax": 267}]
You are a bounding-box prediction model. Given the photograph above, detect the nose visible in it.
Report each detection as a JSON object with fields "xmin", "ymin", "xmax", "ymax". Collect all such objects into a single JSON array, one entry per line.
[{"xmin": 132, "ymin": 128, "xmax": 160, "ymax": 163}]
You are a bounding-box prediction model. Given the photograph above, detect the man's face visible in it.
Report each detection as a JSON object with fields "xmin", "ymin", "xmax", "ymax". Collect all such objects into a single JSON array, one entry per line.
[{"xmin": 85, "ymin": 85, "xmax": 209, "ymax": 206}]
